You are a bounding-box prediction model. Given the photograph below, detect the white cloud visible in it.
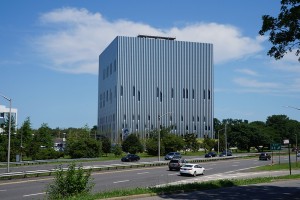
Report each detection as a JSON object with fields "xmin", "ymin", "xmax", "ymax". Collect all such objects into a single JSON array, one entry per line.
[
  {"xmin": 233, "ymin": 77, "xmax": 280, "ymax": 89},
  {"xmin": 235, "ymin": 69, "xmax": 259, "ymax": 76},
  {"xmin": 35, "ymin": 7, "xmax": 264, "ymax": 74}
]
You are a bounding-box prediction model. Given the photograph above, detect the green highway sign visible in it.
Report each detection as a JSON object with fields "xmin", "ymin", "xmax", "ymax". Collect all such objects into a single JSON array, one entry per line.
[{"xmin": 270, "ymin": 143, "xmax": 281, "ymax": 150}]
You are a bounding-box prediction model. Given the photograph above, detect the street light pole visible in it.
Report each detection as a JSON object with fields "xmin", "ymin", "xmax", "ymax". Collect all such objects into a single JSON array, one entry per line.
[
  {"xmin": 0, "ymin": 94, "xmax": 12, "ymax": 173},
  {"xmin": 225, "ymin": 123, "xmax": 227, "ymax": 156},
  {"xmin": 158, "ymin": 112, "xmax": 172, "ymax": 161}
]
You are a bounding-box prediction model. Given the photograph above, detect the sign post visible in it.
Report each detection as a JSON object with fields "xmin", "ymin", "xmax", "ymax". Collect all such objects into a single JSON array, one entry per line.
[
  {"xmin": 283, "ymin": 139, "xmax": 291, "ymax": 175},
  {"xmin": 270, "ymin": 143, "xmax": 281, "ymax": 164}
]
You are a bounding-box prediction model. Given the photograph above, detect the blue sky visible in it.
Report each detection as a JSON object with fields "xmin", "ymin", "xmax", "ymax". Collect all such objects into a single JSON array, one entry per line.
[{"xmin": 1, "ymin": 0, "xmax": 300, "ymax": 129}]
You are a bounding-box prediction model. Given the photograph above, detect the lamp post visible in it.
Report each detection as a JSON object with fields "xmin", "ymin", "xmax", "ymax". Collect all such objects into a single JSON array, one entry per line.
[
  {"xmin": 0, "ymin": 94, "xmax": 12, "ymax": 173},
  {"xmin": 225, "ymin": 123, "xmax": 228, "ymax": 156},
  {"xmin": 158, "ymin": 112, "xmax": 172, "ymax": 161}
]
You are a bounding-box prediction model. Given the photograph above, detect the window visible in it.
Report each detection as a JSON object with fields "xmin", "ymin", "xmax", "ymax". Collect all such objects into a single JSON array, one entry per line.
[
  {"xmin": 138, "ymin": 91, "xmax": 140, "ymax": 101},
  {"xmin": 171, "ymin": 88, "xmax": 174, "ymax": 98},
  {"xmin": 132, "ymin": 115, "xmax": 135, "ymax": 120},
  {"xmin": 186, "ymin": 88, "xmax": 188, "ymax": 98},
  {"xmin": 160, "ymin": 92, "xmax": 162, "ymax": 102},
  {"xmin": 192, "ymin": 116, "xmax": 194, "ymax": 121},
  {"xmin": 203, "ymin": 89, "xmax": 206, "ymax": 99},
  {"xmin": 106, "ymin": 90, "xmax": 108, "ymax": 101},
  {"xmin": 103, "ymin": 69, "xmax": 105, "ymax": 79},
  {"xmin": 208, "ymin": 90, "xmax": 211, "ymax": 99},
  {"xmin": 197, "ymin": 116, "xmax": 200, "ymax": 122},
  {"xmin": 156, "ymin": 87, "xmax": 159, "ymax": 98},
  {"xmin": 133, "ymin": 86, "xmax": 135, "ymax": 97},
  {"xmin": 181, "ymin": 115, "xmax": 183, "ymax": 121},
  {"xmin": 114, "ymin": 59, "xmax": 116, "ymax": 72},
  {"xmin": 110, "ymin": 63, "xmax": 112, "ymax": 75},
  {"xmin": 148, "ymin": 115, "xmax": 150, "ymax": 120},
  {"xmin": 192, "ymin": 89, "xmax": 195, "ymax": 99},
  {"xmin": 138, "ymin": 115, "xmax": 140, "ymax": 120},
  {"xmin": 183, "ymin": 88, "xmax": 185, "ymax": 98},
  {"xmin": 194, "ymin": 125, "xmax": 196, "ymax": 130},
  {"xmin": 123, "ymin": 114, "xmax": 126, "ymax": 120},
  {"xmin": 120, "ymin": 85, "xmax": 123, "ymax": 96},
  {"xmin": 186, "ymin": 125, "xmax": 188, "ymax": 131}
]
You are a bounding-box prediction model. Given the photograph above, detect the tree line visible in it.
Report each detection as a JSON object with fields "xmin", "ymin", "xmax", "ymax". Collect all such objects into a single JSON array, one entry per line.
[{"xmin": 0, "ymin": 114, "xmax": 299, "ymax": 161}]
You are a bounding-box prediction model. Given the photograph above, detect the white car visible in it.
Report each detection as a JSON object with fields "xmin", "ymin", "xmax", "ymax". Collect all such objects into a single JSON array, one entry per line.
[{"xmin": 180, "ymin": 164, "xmax": 205, "ymax": 176}]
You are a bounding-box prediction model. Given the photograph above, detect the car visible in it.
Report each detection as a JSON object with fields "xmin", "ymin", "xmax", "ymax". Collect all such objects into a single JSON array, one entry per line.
[
  {"xmin": 219, "ymin": 150, "xmax": 232, "ymax": 157},
  {"xmin": 168, "ymin": 158, "xmax": 188, "ymax": 171},
  {"xmin": 165, "ymin": 152, "xmax": 182, "ymax": 160},
  {"xmin": 259, "ymin": 152, "xmax": 271, "ymax": 160},
  {"xmin": 205, "ymin": 152, "xmax": 217, "ymax": 158},
  {"xmin": 180, "ymin": 163, "xmax": 205, "ymax": 176},
  {"xmin": 121, "ymin": 154, "xmax": 140, "ymax": 162}
]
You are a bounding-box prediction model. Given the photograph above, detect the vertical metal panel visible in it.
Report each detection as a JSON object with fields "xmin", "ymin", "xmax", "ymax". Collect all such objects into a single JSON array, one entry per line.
[{"xmin": 98, "ymin": 36, "xmax": 214, "ymax": 142}]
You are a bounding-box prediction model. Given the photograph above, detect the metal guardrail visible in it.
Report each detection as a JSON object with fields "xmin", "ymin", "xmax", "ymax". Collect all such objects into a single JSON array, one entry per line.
[{"xmin": 0, "ymin": 156, "xmax": 243, "ymax": 180}]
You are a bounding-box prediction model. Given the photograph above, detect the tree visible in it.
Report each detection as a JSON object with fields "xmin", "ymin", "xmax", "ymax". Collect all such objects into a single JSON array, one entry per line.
[
  {"xmin": 100, "ymin": 136, "xmax": 111, "ymax": 156},
  {"xmin": 183, "ymin": 133, "xmax": 199, "ymax": 152},
  {"xmin": 67, "ymin": 138, "xmax": 102, "ymax": 158},
  {"xmin": 46, "ymin": 163, "xmax": 94, "ymax": 199},
  {"xmin": 163, "ymin": 134, "xmax": 185, "ymax": 153},
  {"xmin": 122, "ymin": 134, "xmax": 143, "ymax": 154},
  {"xmin": 259, "ymin": 0, "xmax": 300, "ymax": 61},
  {"xmin": 18, "ymin": 117, "xmax": 33, "ymax": 159}
]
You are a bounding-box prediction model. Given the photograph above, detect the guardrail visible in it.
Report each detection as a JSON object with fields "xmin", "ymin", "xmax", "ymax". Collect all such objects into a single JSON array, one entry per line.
[{"xmin": 0, "ymin": 155, "xmax": 245, "ymax": 180}]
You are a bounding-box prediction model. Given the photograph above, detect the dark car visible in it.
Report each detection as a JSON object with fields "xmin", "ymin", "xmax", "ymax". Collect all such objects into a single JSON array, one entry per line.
[
  {"xmin": 168, "ymin": 158, "xmax": 188, "ymax": 171},
  {"xmin": 259, "ymin": 152, "xmax": 271, "ymax": 160},
  {"xmin": 219, "ymin": 150, "xmax": 232, "ymax": 157},
  {"xmin": 165, "ymin": 152, "xmax": 182, "ymax": 160},
  {"xmin": 205, "ymin": 152, "xmax": 217, "ymax": 158},
  {"xmin": 121, "ymin": 154, "xmax": 140, "ymax": 162}
]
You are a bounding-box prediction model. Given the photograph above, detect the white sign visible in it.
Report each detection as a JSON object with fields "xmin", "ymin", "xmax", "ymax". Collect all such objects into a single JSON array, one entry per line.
[{"xmin": 283, "ymin": 139, "xmax": 289, "ymax": 144}]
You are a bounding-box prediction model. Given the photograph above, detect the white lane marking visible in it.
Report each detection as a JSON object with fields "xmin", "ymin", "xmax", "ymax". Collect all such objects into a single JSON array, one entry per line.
[
  {"xmin": 113, "ymin": 180, "xmax": 130, "ymax": 184},
  {"xmin": 232, "ymin": 165, "xmax": 239, "ymax": 167},
  {"xmin": 23, "ymin": 192, "xmax": 45, "ymax": 197},
  {"xmin": 0, "ymin": 190, "xmax": 7, "ymax": 192},
  {"xmin": 137, "ymin": 172, "xmax": 149, "ymax": 175}
]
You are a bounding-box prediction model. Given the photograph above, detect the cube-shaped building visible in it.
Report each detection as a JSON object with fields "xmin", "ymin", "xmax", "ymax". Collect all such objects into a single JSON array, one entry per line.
[{"xmin": 98, "ymin": 35, "xmax": 214, "ymax": 143}]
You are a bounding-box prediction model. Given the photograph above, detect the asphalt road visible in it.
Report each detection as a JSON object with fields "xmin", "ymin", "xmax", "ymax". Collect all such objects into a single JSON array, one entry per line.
[{"xmin": 0, "ymin": 155, "xmax": 297, "ymax": 200}]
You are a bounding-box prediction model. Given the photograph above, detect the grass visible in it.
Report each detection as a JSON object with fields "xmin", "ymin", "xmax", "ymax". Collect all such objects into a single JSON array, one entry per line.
[{"xmin": 254, "ymin": 161, "xmax": 300, "ymax": 171}]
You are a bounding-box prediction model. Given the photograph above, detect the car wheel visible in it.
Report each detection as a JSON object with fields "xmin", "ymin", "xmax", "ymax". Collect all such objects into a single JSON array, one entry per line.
[
  {"xmin": 202, "ymin": 170, "xmax": 205, "ymax": 175},
  {"xmin": 193, "ymin": 171, "xmax": 197, "ymax": 177}
]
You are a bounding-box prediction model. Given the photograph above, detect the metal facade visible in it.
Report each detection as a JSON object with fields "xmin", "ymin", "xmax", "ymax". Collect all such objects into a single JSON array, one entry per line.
[{"xmin": 98, "ymin": 36, "xmax": 214, "ymax": 143}]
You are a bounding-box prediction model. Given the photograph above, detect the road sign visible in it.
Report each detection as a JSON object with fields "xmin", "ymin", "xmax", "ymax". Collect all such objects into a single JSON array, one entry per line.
[{"xmin": 270, "ymin": 143, "xmax": 281, "ymax": 150}]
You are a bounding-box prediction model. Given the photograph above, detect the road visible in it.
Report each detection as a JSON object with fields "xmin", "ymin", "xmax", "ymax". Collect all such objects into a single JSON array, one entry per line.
[{"xmin": 0, "ymin": 155, "xmax": 296, "ymax": 200}]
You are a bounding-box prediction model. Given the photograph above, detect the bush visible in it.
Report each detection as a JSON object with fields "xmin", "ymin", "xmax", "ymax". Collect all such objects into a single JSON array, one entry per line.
[{"xmin": 46, "ymin": 163, "xmax": 94, "ymax": 199}]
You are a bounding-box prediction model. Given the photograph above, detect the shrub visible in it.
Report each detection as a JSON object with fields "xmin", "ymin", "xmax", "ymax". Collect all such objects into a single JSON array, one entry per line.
[{"xmin": 46, "ymin": 163, "xmax": 94, "ymax": 199}]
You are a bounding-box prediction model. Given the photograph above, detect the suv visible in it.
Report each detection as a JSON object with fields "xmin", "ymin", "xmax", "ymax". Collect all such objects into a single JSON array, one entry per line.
[
  {"xmin": 165, "ymin": 152, "xmax": 182, "ymax": 160},
  {"xmin": 168, "ymin": 158, "xmax": 187, "ymax": 171},
  {"xmin": 219, "ymin": 150, "xmax": 232, "ymax": 157},
  {"xmin": 259, "ymin": 152, "xmax": 271, "ymax": 160}
]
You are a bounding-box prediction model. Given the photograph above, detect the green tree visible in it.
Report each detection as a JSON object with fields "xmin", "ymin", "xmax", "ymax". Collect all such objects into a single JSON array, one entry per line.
[
  {"xmin": 259, "ymin": 0, "xmax": 300, "ymax": 61},
  {"xmin": 100, "ymin": 136, "xmax": 111, "ymax": 156},
  {"xmin": 122, "ymin": 134, "xmax": 143, "ymax": 154},
  {"xmin": 112, "ymin": 144, "xmax": 122, "ymax": 157},
  {"xmin": 67, "ymin": 138, "xmax": 102, "ymax": 158},
  {"xmin": 183, "ymin": 133, "xmax": 199, "ymax": 152},
  {"xmin": 202, "ymin": 137, "xmax": 216, "ymax": 152},
  {"xmin": 18, "ymin": 117, "xmax": 33, "ymax": 159},
  {"xmin": 46, "ymin": 163, "xmax": 94, "ymax": 199},
  {"xmin": 163, "ymin": 134, "xmax": 185, "ymax": 153}
]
